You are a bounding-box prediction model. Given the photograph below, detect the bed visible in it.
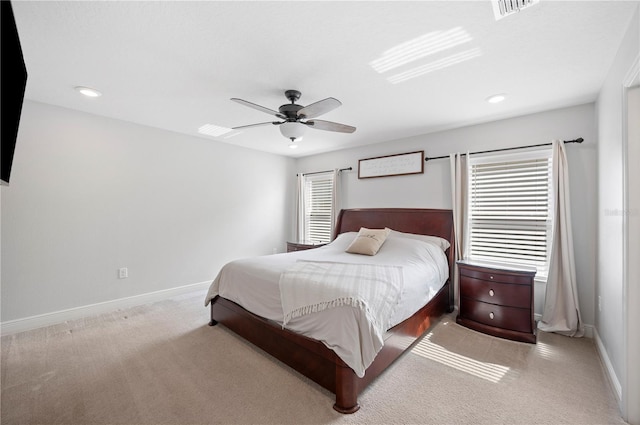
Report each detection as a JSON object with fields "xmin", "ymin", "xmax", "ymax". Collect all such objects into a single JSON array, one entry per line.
[{"xmin": 206, "ymin": 208, "xmax": 455, "ymax": 413}]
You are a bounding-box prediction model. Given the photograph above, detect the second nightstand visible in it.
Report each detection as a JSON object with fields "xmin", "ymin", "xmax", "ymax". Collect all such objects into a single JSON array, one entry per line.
[
  {"xmin": 286, "ymin": 240, "xmax": 327, "ymax": 253},
  {"xmin": 456, "ymin": 260, "xmax": 537, "ymax": 343}
]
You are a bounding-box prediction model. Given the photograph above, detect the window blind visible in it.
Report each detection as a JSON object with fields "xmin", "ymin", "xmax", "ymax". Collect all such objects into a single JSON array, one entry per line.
[
  {"xmin": 467, "ymin": 148, "xmax": 553, "ymax": 279},
  {"xmin": 304, "ymin": 173, "xmax": 334, "ymax": 243}
]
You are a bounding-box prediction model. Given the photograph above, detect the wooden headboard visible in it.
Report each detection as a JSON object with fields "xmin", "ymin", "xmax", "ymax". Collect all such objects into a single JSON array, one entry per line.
[
  {"xmin": 334, "ymin": 208, "xmax": 453, "ymax": 242},
  {"xmin": 334, "ymin": 208, "xmax": 455, "ymax": 309}
]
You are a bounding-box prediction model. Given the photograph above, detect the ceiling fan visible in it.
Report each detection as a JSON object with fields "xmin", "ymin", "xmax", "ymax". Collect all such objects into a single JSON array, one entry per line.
[{"xmin": 230, "ymin": 90, "xmax": 356, "ymax": 142}]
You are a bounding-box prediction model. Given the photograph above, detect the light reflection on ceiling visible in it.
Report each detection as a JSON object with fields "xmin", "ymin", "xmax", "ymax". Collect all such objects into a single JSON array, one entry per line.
[
  {"xmin": 369, "ymin": 27, "xmax": 482, "ymax": 84},
  {"xmin": 198, "ymin": 123, "xmax": 233, "ymax": 137},
  {"xmin": 388, "ymin": 48, "xmax": 482, "ymax": 84},
  {"xmin": 370, "ymin": 27, "xmax": 473, "ymax": 74}
]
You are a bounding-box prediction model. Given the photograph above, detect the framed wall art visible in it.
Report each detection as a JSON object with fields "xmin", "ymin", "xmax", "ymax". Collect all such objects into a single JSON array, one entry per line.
[{"xmin": 358, "ymin": 150, "xmax": 424, "ymax": 179}]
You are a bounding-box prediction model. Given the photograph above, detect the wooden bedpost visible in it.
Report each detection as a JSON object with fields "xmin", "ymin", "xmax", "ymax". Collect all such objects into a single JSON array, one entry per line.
[
  {"xmin": 209, "ymin": 303, "xmax": 218, "ymax": 326},
  {"xmin": 333, "ymin": 366, "xmax": 360, "ymax": 414}
]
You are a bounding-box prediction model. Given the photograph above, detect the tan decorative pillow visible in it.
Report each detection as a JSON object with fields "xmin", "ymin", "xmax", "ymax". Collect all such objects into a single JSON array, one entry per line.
[{"xmin": 345, "ymin": 227, "xmax": 391, "ymax": 256}]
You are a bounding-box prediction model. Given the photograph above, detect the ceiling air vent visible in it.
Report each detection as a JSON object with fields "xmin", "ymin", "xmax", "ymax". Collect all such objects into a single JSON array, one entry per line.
[{"xmin": 492, "ymin": 0, "xmax": 539, "ymax": 20}]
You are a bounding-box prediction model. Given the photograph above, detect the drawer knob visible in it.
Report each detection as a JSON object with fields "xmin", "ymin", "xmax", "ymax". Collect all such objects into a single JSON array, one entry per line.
[
  {"xmin": 489, "ymin": 312, "xmax": 495, "ymax": 319},
  {"xmin": 489, "ymin": 289, "xmax": 495, "ymax": 297},
  {"xmin": 489, "ymin": 275, "xmax": 494, "ymax": 280}
]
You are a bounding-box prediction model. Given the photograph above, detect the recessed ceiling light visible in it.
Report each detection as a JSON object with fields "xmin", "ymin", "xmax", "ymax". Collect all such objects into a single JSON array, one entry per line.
[
  {"xmin": 198, "ymin": 123, "xmax": 233, "ymax": 137},
  {"xmin": 75, "ymin": 86, "xmax": 102, "ymax": 97},
  {"xmin": 486, "ymin": 94, "xmax": 507, "ymax": 104}
]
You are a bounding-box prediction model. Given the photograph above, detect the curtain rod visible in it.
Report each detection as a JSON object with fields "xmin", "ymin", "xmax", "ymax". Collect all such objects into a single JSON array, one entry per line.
[
  {"xmin": 424, "ymin": 138, "xmax": 584, "ymax": 162},
  {"xmin": 298, "ymin": 167, "xmax": 352, "ymax": 176}
]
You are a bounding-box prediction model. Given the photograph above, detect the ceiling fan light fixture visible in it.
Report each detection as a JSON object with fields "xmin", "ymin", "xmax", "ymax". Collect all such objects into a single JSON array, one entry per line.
[{"xmin": 279, "ymin": 121, "xmax": 306, "ymax": 142}]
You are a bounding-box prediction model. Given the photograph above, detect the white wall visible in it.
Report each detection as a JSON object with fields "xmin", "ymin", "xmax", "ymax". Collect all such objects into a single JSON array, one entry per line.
[
  {"xmin": 1, "ymin": 101, "xmax": 295, "ymax": 323},
  {"xmin": 0, "ymin": 99, "xmax": 601, "ymax": 340},
  {"xmin": 596, "ymin": 3, "xmax": 639, "ymax": 414},
  {"xmin": 297, "ymin": 104, "xmax": 597, "ymax": 324},
  {"xmin": 626, "ymin": 85, "xmax": 640, "ymax": 425}
]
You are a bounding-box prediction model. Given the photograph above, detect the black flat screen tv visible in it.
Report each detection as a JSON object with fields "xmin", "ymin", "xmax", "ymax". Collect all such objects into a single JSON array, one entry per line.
[{"xmin": 1, "ymin": 0, "xmax": 28, "ymax": 186}]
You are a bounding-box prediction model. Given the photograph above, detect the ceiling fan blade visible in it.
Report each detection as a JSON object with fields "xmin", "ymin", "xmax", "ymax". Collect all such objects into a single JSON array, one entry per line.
[
  {"xmin": 231, "ymin": 98, "xmax": 286, "ymax": 119},
  {"xmin": 297, "ymin": 97, "xmax": 342, "ymax": 119},
  {"xmin": 305, "ymin": 119, "xmax": 356, "ymax": 133},
  {"xmin": 232, "ymin": 121, "xmax": 282, "ymax": 130}
]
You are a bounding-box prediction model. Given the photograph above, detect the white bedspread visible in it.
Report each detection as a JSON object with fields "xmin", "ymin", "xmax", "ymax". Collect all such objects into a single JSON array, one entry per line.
[
  {"xmin": 280, "ymin": 261, "xmax": 403, "ymax": 342},
  {"xmin": 205, "ymin": 231, "xmax": 449, "ymax": 377}
]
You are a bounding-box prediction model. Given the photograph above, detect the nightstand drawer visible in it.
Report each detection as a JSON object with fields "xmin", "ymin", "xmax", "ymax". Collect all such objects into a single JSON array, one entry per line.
[
  {"xmin": 459, "ymin": 277, "xmax": 531, "ymax": 309},
  {"xmin": 459, "ymin": 267, "xmax": 533, "ymax": 285},
  {"xmin": 460, "ymin": 298, "xmax": 533, "ymax": 334}
]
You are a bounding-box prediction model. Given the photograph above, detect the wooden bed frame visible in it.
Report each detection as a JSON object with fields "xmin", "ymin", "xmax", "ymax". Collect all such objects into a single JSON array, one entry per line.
[{"xmin": 208, "ymin": 208, "xmax": 455, "ymax": 413}]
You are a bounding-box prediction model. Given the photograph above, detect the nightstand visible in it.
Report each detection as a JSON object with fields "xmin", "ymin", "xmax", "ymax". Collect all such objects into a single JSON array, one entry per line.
[
  {"xmin": 456, "ymin": 260, "xmax": 537, "ymax": 343},
  {"xmin": 286, "ymin": 240, "xmax": 327, "ymax": 253}
]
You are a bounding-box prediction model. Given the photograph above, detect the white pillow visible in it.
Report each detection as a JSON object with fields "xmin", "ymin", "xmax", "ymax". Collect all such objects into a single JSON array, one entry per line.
[
  {"xmin": 345, "ymin": 227, "xmax": 391, "ymax": 256},
  {"xmin": 387, "ymin": 228, "xmax": 451, "ymax": 251},
  {"xmin": 329, "ymin": 232, "xmax": 358, "ymax": 249}
]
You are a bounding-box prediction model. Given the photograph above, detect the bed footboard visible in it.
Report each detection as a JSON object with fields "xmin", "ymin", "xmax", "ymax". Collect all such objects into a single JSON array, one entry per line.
[{"xmin": 209, "ymin": 280, "xmax": 449, "ymax": 413}]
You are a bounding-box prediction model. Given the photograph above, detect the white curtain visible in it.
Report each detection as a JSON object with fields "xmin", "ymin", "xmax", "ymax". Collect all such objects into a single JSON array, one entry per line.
[
  {"xmin": 449, "ymin": 153, "xmax": 468, "ymax": 310},
  {"xmin": 331, "ymin": 169, "xmax": 340, "ymax": 238},
  {"xmin": 295, "ymin": 173, "xmax": 305, "ymax": 242},
  {"xmin": 538, "ymin": 140, "xmax": 584, "ymax": 337}
]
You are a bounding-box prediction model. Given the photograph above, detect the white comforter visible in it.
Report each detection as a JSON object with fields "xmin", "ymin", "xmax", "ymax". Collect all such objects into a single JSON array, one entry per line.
[{"xmin": 204, "ymin": 231, "xmax": 449, "ymax": 377}]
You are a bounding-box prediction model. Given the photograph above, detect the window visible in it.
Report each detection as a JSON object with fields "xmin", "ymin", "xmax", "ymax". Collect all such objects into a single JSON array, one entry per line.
[
  {"xmin": 301, "ymin": 171, "xmax": 336, "ymax": 243},
  {"xmin": 466, "ymin": 148, "xmax": 553, "ymax": 280}
]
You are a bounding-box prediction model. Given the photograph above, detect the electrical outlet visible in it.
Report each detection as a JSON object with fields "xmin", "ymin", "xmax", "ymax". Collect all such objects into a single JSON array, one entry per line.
[
  {"xmin": 598, "ymin": 295, "xmax": 602, "ymax": 312},
  {"xmin": 118, "ymin": 267, "xmax": 128, "ymax": 279}
]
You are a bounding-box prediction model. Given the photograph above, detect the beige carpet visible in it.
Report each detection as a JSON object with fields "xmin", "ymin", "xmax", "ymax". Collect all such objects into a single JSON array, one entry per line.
[{"xmin": 1, "ymin": 290, "xmax": 625, "ymax": 425}]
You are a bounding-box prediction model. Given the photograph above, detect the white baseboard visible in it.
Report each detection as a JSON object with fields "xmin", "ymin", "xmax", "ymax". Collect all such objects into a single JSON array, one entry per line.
[
  {"xmin": 1, "ymin": 281, "xmax": 211, "ymax": 336},
  {"xmin": 583, "ymin": 323, "xmax": 595, "ymax": 338},
  {"xmin": 594, "ymin": 327, "xmax": 623, "ymax": 402}
]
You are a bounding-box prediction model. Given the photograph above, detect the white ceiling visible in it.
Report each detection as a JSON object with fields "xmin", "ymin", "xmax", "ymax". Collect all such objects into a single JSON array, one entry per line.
[{"xmin": 12, "ymin": 1, "xmax": 637, "ymax": 158}]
